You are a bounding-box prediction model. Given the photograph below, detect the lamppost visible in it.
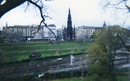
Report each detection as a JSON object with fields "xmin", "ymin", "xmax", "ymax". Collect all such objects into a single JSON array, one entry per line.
[{"xmin": 57, "ymin": 58, "xmax": 62, "ymax": 72}]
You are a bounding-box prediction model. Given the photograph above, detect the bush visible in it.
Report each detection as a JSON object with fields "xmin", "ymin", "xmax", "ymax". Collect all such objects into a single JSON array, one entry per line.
[
  {"xmin": 86, "ymin": 74, "xmax": 100, "ymax": 81},
  {"xmin": 42, "ymin": 70, "xmax": 87, "ymax": 79}
]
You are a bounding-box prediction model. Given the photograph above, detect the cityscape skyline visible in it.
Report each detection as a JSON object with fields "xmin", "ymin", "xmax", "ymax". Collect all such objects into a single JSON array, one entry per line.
[{"xmin": 0, "ymin": 0, "xmax": 130, "ymax": 29}]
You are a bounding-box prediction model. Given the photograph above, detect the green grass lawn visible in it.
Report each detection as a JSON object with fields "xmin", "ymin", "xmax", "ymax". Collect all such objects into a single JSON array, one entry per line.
[
  {"xmin": 52, "ymin": 68, "xmax": 130, "ymax": 81},
  {"xmin": 52, "ymin": 75, "xmax": 129, "ymax": 81},
  {"xmin": 52, "ymin": 77, "xmax": 85, "ymax": 81},
  {"xmin": 0, "ymin": 41, "xmax": 91, "ymax": 62}
]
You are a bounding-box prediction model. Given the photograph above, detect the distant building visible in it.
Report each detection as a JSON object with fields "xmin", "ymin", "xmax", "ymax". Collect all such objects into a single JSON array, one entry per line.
[
  {"xmin": 57, "ymin": 28, "xmax": 63, "ymax": 40},
  {"xmin": 103, "ymin": 21, "xmax": 107, "ymax": 28},
  {"xmin": 2, "ymin": 25, "xmax": 38, "ymax": 40},
  {"xmin": 2, "ymin": 24, "xmax": 57, "ymax": 41},
  {"xmin": 42, "ymin": 24, "xmax": 57, "ymax": 41},
  {"xmin": 75, "ymin": 22, "xmax": 105, "ymax": 41},
  {"xmin": 30, "ymin": 32, "xmax": 42, "ymax": 40}
]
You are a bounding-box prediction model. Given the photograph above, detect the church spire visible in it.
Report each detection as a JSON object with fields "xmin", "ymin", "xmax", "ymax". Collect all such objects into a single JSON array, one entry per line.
[
  {"xmin": 69, "ymin": 8, "xmax": 71, "ymax": 15},
  {"xmin": 67, "ymin": 8, "xmax": 72, "ymax": 27},
  {"xmin": 6, "ymin": 21, "xmax": 8, "ymax": 27},
  {"xmin": 103, "ymin": 21, "xmax": 106, "ymax": 27},
  {"xmin": 67, "ymin": 8, "xmax": 73, "ymax": 41}
]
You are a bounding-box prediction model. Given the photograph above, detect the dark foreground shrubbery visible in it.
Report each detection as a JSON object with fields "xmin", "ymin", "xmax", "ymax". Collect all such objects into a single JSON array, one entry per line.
[
  {"xmin": 0, "ymin": 70, "xmax": 88, "ymax": 81},
  {"xmin": 43, "ymin": 70, "xmax": 87, "ymax": 79}
]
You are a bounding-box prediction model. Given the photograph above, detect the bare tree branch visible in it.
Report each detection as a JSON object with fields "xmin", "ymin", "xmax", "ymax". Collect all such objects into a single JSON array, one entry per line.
[
  {"xmin": 28, "ymin": 0, "xmax": 45, "ymax": 21},
  {"xmin": 24, "ymin": 2, "xmax": 30, "ymax": 12},
  {"xmin": 28, "ymin": 0, "xmax": 57, "ymax": 40},
  {"xmin": 109, "ymin": 0, "xmax": 124, "ymax": 6},
  {"xmin": 0, "ymin": 0, "xmax": 56, "ymax": 40},
  {"xmin": 0, "ymin": 0, "xmax": 4, "ymax": 4},
  {"xmin": 124, "ymin": 1, "xmax": 130, "ymax": 12},
  {"xmin": 101, "ymin": 0, "xmax": 130, "ymax": 12},
  {"xmin": 0, "ymin": 0, "xmax": 26, "ymax": 18}
]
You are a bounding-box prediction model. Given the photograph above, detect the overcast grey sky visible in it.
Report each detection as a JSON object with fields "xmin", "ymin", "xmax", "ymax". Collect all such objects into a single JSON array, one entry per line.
[{"xmin": 0, "ymin": 0, "xmax": 130, "ymax": 29}]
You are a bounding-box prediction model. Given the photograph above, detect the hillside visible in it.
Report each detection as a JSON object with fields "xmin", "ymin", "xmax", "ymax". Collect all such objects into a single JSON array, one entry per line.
[{"xmin": 0, "ymin": 41, "xmax": 91, "ymax": 62}]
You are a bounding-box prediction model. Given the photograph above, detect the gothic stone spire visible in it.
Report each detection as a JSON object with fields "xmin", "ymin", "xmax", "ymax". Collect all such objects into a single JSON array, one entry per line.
[{"xmin": 67, "ymin": 8, "xmax": 73, "ymax": 40}]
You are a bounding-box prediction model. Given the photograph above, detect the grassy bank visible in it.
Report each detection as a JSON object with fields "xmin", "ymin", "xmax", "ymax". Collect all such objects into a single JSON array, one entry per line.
[
  {"xmin": 52, "ymin": 68, "xmax": 129, "ymax": 81},
  {"xmin": 52, "ymin": 75, "xmax": 129, "ymax": 81},
  {"xmin": 0, "ymin": 41, "xmax": 91, "ymax": 62}
]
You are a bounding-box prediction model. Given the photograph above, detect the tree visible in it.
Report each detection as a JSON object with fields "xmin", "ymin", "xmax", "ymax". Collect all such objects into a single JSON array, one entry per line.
[
  {"xmin": 10, "ymin": 31, "xmax": 24, "ymax": 44},
  {"xmin": 0, "ymin": 48, "xmax": 6, "ymax": 64},
  {"xmin": 87, "ymin": 25, "xmax": 128, "ymax": 81},
  {"xmin": 100, "ymin": 0, "xmax": 130, "ymax": 25},
  {"xmin": 0, "ymin": 0, "xmax": 51, "ymax": 18},
  {"xmin": 0, "ymin": 0, "xmax": 26, "ymax": 18},
  {"xmin": 3, "ymin": 31, "xmax": 24, "ymax": 45},
  {"xmin": 0, "ymin": 0, "xmax": 57, "ymax": 40},
  {"xmin": 100, "ymin": 0, "xmax": 130, "ymax": 12}
]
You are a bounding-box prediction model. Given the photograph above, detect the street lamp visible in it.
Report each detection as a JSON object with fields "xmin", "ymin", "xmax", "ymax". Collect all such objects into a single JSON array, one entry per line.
[{"xmin": 57, "ymin": 58, "xmax": 62, "ymax": 72}]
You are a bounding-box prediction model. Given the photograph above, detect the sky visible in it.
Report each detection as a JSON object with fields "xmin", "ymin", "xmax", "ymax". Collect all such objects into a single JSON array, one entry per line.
[{"xmin": 0, "ymin": 0, "xmax": 130, "ymax": 30}]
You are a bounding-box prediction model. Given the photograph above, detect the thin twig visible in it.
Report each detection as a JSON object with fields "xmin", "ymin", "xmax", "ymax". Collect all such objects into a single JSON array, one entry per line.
[{"xmin": 28, "ymin": 0, "xmax": 57, "ymax": 40}]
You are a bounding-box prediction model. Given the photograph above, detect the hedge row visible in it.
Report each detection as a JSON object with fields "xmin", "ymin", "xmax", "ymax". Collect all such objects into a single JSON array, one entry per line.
[
  {"xmin": 42, "ymin": 70, "xmax": 88, "ymax": 79},
  {"xmin": 0, "ymin": 70, "xmax": 88, "ymax": 81}
]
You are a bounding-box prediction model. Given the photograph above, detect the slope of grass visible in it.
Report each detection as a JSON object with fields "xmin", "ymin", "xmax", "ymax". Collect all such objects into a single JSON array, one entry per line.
[
  {"xmin": 52, "ymin": 77, "xmax": 85, "ymax": 81},
  {"xmin": 52, "ymin": 68, "xmax": 129, "ymax": 81},
  {"xmin": 0, "ymin": 41, "xmax": 91, "ymax": 62},
  {"xmin": 52, "ymin": 74, "xmax": 129, "ymax": 81}
]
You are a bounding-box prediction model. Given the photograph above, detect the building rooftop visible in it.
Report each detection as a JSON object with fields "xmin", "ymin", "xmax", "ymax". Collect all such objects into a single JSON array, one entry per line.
[{"xmin": 48, "ymin": 24, "xmax": 56, "ymax": 27}]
